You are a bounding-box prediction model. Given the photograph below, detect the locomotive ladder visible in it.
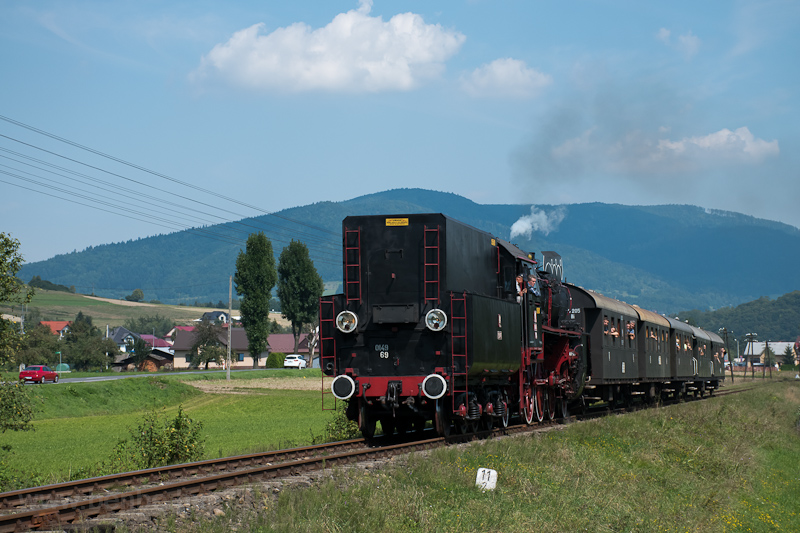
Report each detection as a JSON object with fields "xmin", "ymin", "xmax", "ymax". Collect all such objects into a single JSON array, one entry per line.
[
  {"xmin": 424, "ymin": 225, "xmax": 441, "ymax": 305},
  {"xmin": 318, "ymin": 296, "xmax": 337, "ymax": 411},
  {"xmin": 344, "ymin": 227, "xmax": 362, "ymax": 303},
  {"xmin": 450, "ymin": 291, "xmax": 468, "ymax": 413}
]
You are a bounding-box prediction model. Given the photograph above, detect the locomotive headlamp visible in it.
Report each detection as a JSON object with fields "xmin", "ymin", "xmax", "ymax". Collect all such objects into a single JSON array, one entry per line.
[
  {"xmin": 422, "ymin": 373, "xmax": 447, "ymax": 399},
  {"xmin": 336, "ymin": 311, "xmax": 358, "ymax": 333},
  {"xmin": 424, "ymin": 309, "xmax": 447, "ymax": 332},
  {"xmin": 331, "ymin": 375, "xmax": 356, "ymax": 400}
]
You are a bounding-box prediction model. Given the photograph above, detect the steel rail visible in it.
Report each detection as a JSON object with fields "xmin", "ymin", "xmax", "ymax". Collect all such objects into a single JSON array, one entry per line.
[
  {"xmin": 0, "ymin": 437, "xmax": 444, "ymax": 533},
  {"xmin": 0, "ymin": 438, "xmax": 365, "ymax": 511},
  {"xmin": 0, "ymin": 389, "xmax": 737, "ymax": 531}
]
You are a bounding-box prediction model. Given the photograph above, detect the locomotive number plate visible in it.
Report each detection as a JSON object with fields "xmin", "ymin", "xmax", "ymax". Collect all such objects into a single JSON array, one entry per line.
[{"xmin": 374, "ymin": 343, "xmax": 390, "ymax": 359}]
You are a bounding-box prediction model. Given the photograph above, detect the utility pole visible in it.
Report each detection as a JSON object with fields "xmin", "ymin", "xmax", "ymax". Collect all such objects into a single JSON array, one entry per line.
[
  {"xmin": 766, "ymin": 340, "xmax": 772, "ymax": 379},
  {"xmin": 745, "ymin": 333, "xmax": 757, "ymax": 380},
  {"xmin": 720, "ymin": 328, "xmax": 733, "ymax": 384},
  {"xmin": 227, "ymin": 276, "xmax": 232, "ymax": 381}
]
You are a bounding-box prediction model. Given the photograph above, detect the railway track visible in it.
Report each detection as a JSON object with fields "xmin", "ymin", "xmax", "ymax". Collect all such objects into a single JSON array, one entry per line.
[
  {"xmin": 0, "ymin": 420, "xmax": 545, "ymax": 533},
  {"xmin": 0, "ymin": 388, "xmax": 743, "ymax": 532}
]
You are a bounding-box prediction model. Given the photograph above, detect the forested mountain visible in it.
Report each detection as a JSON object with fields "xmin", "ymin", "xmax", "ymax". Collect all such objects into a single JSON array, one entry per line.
[
  {"xmin": 18, "ymin": 188, "xmax": 800, "ymax": 314},
  {"xmin": 678, "ymin": 291, "xmax": 800, "ymax": 346}
]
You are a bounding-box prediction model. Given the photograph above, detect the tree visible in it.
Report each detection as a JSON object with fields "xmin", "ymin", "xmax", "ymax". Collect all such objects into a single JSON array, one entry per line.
[
  {"xmin": 123, "ymin": 314, "xmax": 174, "ymax": 337},
  {"xmin": 0, "ymin": 233, "xmax": 34, "ymax": 367},
  {"xmin": 16, "ymin": 323, "xmax": 60, "ymax": 367},
  {"xmin": 0, "ymin": 382, "xmax": 33, "ymax": 433},
  {"xmin": 782, "ymin": 345, "xmax": 795, "ymax": 366},
  {"xmin": 63, "ymin": 312, "xmax": 118, "ymax": 370},
  {"xmin": 189, "ymin": 320, "xmax": 225, "ymax": 369},
  {"xmin": 277, "ymin": 240, "xmax": 324, "ymax": 353},
  {"xmin": 126, "ymin": 336, "xmax": 151, "ymax": 370},
  {"xmin": 234, "ymin": 232, "xmax": 276, "ymax": 368},
  {"xmin": 125, "ymin": 288, "xmax": 144, "ymax": 302}
]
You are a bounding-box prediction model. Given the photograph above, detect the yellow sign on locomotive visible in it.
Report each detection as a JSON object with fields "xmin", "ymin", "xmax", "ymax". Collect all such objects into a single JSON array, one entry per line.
[{"xmin": 385, "ymin": 218, "xmax": 409, "ymax": 226}]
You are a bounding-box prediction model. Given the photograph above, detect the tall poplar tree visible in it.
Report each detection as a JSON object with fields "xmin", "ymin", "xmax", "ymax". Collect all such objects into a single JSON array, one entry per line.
[
  {"xmin": 234, "ymin": 232, "xmax": 276, "ymax": 368},
  {"xmin": 1, "ymin": 232, "xmax": 34, "ymax": 367},
  {"xmin": 277, "ymin": 240, "xmax": 324, "ymax": 354}
]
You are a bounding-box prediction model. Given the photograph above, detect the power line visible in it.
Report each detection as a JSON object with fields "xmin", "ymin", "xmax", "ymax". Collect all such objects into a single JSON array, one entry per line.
[
  {"xmin": 0, "ymin": 134, "xmax": 341, "ymax": 260},
  {"xmin": 0, "ymin": 114, "xmax": 339, "ymax": 238}
]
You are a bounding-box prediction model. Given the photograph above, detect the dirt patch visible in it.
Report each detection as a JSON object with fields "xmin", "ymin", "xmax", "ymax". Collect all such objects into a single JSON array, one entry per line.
[
  {"xmin": 82, "ymin": 295, "xmax": 162, "ymax": 307},
  {"xmin": 189, "ymin": 377, "xmax": 332, "ymax": 394}
]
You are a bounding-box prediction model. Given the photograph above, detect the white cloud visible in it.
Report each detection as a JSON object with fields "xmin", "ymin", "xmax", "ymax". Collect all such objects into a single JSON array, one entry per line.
[
  {"xmin": 656, "ymin": 28, "xmax": 700, "ymax": 59},
  {"xmin": 546, "ymin": 125, "xmax": 779, "ymax": 176},
  {"xmin": 677, "ymin": 31, "xmax": 700, "ymax": 59},
  {"xmin": 460, "ymin": 58, "xmax": 552, "ymax": 98},
  {"xmin": 192, "ymin": 1, "xmax": 465, "ymax": 92},
  {"xmin": 657, "ymin": 127, "xmax": 779, "ymax": 161}
]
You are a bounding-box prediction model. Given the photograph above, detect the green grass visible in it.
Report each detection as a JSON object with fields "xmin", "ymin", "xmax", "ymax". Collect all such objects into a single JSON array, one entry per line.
[
  {"xmin": 1, "ymin": 289, "xmax": 208, "ymax": 327},
  {"xmin": 1, "ymin": 288, "xmax": 291, "ymax": 330},
  {"xmin": 146, "ymin": 379, "xmax": 800, "ymax": 533},
  {"xmin": 24, "ymin": 376, "xmax": 203, "ymax": 419},
  {"xmin": 0, "ymin": 371, "xmax": 332, "ymax": 488}
]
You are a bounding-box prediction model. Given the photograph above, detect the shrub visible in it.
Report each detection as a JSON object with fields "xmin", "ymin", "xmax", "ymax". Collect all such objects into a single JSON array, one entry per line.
[
  {"xmin": 0, "ymin": 381, "xmax": 33, "ymax": 433},
  {"xmin": 108, "ymin": 405, "xmax": 204, "ymax": 471},
  {"xmin": 320, "ymin": 402, "xmax": 360, "ymax": 443},
  {"xmin": 265, "ymin": 352, "xmax": 286, "ymax": 368}
]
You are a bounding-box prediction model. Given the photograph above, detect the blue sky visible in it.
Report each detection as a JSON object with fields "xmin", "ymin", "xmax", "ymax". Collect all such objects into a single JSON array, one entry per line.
[{"xmin": 1, "ymin": 0, "xmax": 797, "ymax": 263}]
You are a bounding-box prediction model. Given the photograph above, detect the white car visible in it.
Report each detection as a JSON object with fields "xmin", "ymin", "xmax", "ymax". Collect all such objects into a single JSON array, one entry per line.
[{"xmin": 283, "ymin": 354, "xmax": 307, "ymax": 369}]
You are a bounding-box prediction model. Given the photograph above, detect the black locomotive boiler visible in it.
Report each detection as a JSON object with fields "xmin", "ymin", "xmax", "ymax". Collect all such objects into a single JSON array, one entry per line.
[{"xmin": 318, "ymin": 213, "xmax": 725, "ymax": 438}]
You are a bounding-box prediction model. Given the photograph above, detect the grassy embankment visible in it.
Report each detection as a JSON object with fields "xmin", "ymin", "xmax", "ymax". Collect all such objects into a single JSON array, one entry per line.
[
  {"xmin": 0, "ymin": 370, "xmax": 332, "ymax": 488},
  {"xmin": 146, "ymin": 379, "xmax": 800, "ymax": 533}
]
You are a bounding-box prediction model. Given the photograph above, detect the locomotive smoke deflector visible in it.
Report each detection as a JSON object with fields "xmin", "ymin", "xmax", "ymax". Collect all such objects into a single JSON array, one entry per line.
[{"xmin": 331, "ymin": 375, "xmax": 356, "ymax": 400}]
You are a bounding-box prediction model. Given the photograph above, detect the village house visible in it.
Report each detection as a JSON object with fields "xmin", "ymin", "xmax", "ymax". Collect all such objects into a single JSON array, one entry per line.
[
  {"xmin": 40, "ymin": 320, "xmax": 71, "ymax": 338},
  {"xmin": 171, "ymin": 327, "xmax": 268, "ymax": 369}
]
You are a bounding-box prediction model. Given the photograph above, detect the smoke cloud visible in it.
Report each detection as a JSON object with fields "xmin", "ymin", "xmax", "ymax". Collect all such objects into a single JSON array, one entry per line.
[{"xmin": 510, "ymin": 206, "xmax": 567, "ymax": 240}]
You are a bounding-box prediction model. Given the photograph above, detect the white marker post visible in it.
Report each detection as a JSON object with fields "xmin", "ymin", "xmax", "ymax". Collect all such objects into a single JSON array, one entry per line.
[{"xmin": 475, "ymin": 468, "xmax": 498, "ymax": 491}]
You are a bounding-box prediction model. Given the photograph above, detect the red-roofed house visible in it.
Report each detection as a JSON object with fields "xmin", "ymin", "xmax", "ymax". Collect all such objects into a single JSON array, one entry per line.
[
  {"xmin": 267, "ymin": 334, "xmax": 309, "ymax": 355},
  {"xmin": 172, "ymin": 327, "xmax": 269, "ymax": 369},
  {"xmin": 139, "ymin": 334, "xmax": 172, "ymax": 349},
  {"xmin": 40, "ymin": 321, "xmax": 71, "ymax": 338}
]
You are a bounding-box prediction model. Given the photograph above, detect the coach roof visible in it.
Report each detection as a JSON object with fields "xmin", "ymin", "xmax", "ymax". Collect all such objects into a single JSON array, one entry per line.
[{"xmin": 632, "ymin": 305, "xmax": 670, "ymax": 327}]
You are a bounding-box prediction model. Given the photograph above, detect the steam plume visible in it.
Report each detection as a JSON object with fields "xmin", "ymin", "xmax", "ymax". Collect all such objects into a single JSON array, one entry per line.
[{"xmin": 510, "ymin": 206, "xmax": 566, "ymax": 240}]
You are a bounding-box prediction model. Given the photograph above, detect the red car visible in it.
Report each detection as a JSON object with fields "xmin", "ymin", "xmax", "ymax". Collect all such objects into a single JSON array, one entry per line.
[{"xmin": 19, "ymin": 365, "xmax": 59, "ymax": 384}]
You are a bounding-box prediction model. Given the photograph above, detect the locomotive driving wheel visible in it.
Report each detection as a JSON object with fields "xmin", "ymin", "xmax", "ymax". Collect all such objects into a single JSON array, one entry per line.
[
  {"xmin": 434, "ymin": 399, "xmax": 451, "ymax": 437},
  {"xmin": 533, "ymin": 365, "xmax": 545, "ymax": 422},
  {"xmin": 558, "ymin": 394, "xmax": 569, "ymax": 419},
  {"xmin": 523, "ymin": 384, "xmax": 535, "ymax": 425},
  {"xmin": 359, "ymin": 400, "xmax": 376, "ymax": 440},
  {"xmin": 546, "ymin": 387, "xmax": 556, "ymax": 420},
  {"xmin": 500, "ymin": 390, "xmax": 510, "ymax": 428}
]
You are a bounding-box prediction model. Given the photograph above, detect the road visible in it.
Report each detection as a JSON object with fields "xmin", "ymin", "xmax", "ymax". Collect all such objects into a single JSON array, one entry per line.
[{"xmin": 31, "ymin": 368, "xmax": 266, "ymax": 384}]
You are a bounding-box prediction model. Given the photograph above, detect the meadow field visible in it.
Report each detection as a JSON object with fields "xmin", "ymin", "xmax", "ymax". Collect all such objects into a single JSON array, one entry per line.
[
  {"xmin": 0, "ymin": 289, "xmax": 290, "ymax": 329},
  {"xmin": 183, "ymin": 378, "xmax": 799, "ymax": 533},
  {"xmin": 0, "ymin": 370, "xmax": 333, "ymax": 488},
  {"xmin": 2, "ymin": 374, "xmax": 799, "ymax": 532}
]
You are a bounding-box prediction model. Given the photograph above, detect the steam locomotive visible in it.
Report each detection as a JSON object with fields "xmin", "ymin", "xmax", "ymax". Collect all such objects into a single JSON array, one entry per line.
[{"xmin": 319, "ymin": 214, "xmax": 725, "ymax": 438}]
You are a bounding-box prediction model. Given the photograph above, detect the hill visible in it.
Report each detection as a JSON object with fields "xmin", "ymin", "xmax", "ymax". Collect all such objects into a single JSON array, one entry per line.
[
  {"xmin": 17, "ymin": 188, "xmax": 800, "ymax": 313},
  {"xmin": 678, "ymin": 290, "xmax": 800, "ymax": 346},
  {"xmin": 0, "ymin": 289, "xmax": 291, "ymax": 331}
]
